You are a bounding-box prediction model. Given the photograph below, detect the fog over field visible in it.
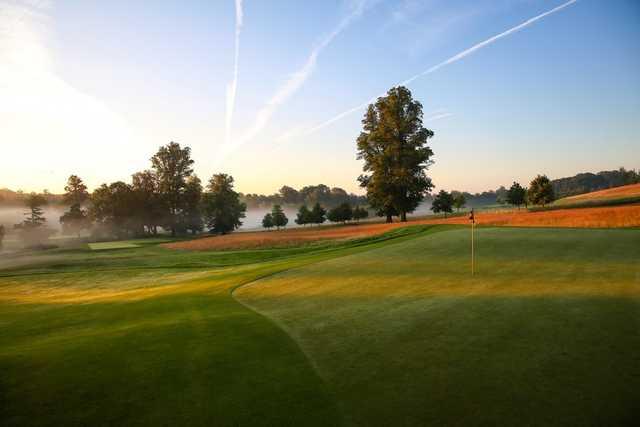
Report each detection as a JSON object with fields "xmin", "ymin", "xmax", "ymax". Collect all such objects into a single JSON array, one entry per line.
[{"xmin": 0, "ymin": 206, "xmax": 66, "ymax": 233}]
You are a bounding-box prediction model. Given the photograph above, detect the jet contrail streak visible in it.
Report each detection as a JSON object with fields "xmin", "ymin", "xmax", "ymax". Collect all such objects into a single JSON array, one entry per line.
[
  {"xmin": 218, "ymin": 0, "xmax": 368, "ymax": 160},
  {"xmin": 298, "ymin": 0, "xmax": 578, "ymax": 138},
  {"xmin": 224, "ymin": 0, "xmax": 243, "ymax": 146}
]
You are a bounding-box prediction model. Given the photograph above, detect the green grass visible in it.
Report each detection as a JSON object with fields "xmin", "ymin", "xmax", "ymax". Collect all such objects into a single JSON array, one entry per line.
[
  {"xmin": 237, "ymin": 227, "xmax": 640, "ymax": 426},
  {"xmin": 88, "ymin": 241, "xmax": 141, "ymax": 250},
  {"xmin": 1, "ymin": 226, "xmax": 638, "ymax": 426}
]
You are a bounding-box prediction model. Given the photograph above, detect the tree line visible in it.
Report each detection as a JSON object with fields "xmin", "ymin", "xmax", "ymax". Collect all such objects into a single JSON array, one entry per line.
[
  {"xmin": 429, "ymin": 175, "xmax": 556, "ymax": 217},
  {"xmin": 7, "ymin": 142, "xmax": 249, "ymax": 247},
  {"xmin": 261, "ymin": 202, "xmax": 369, "ymax": 230},
  {"xmin": 241, "ymin": 184, "xmax": 366, "ymax": 209}
]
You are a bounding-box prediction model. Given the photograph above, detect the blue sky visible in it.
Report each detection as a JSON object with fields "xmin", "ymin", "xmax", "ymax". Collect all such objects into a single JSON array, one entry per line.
[{"xmin": 1, "ymin": 0, "xmax": 638, "ymax": 194}]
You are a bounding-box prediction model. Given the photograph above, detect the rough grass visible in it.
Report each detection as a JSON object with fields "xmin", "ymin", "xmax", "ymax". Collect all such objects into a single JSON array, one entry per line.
[
  {"xmin": 165, "ymin": 205, "xmax": 640, "ymax": 252},
  {"xmin": 558, "ymin": 183, "xmax": 640, "ymax": 203},
  {"xmin": 236, "ymin": 227, "xmax": 640, "ymax": 426}
]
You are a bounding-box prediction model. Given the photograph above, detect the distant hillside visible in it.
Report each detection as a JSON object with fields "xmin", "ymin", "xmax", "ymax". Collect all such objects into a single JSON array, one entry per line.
[
  {"xmin": 0, "ymin": 188, "xmax": 63, "ymax": 206},
  {"xmin": 551, "ymin": 168, "xmax": 639, "ymax": 198}
]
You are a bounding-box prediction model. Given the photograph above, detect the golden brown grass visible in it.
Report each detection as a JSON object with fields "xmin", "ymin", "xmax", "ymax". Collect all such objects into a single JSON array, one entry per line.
[
  {"xmin": 164, "ymin": 204, "xmax": 640, "ymax": 251},
  {"xmin": 559, "ymin": 183, "xmax": 640, "ymax": 202}
]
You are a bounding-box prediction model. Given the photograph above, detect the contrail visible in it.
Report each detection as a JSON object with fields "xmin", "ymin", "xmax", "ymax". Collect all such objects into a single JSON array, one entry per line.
[
  {"xmin": 224, "ymin": 0, "xmax": 243, "ymax": 146},
  {"xmin": 219, "ymin": 0, "xmax": 368, "ymax": 160},
  {"xmin": 293, "ymin": 0, "xmax": 578, "ymax": 139}
]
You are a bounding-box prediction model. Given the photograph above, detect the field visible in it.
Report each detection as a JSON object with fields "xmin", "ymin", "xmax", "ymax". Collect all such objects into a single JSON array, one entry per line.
[
  {"xmin": 165, "ymin": 203, "xmax": 640, "ymax": 251},
  {"xmin": 1, "ymin": 225, "xmax": 638, "ymax": 425},
  {"xmin": 557, "ymin": 183, "xmax": 640, "ymax": 204}
]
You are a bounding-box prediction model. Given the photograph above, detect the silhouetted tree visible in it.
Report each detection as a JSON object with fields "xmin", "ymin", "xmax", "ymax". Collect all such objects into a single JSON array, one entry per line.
[
  {"xmin": 357, "ymin": 86, "xmax": 435, "ymax": 222},
  {"xmin": 310, "ymin": 202, "xmax": 326, "ymax": 225},
  {"xmin": 279, "ymin": 186, "xmax": 301, "ymax": 204},
  {"xmin": 452, "ymin": 192, "xmax": 466, "ymax": 212},
  {"xmin": 182, "ymin": 175, "xmax": 203, "ymax": 235},
  {"xmin": 60, "ymin": 175, "xmax": 90, "ymax": 237},
  {"xmin": 295, "ymin": 205, "xmax": 311, "ymax": 226},
  {"xmin": 262, "ymin": 213, "xmax": 274, "ymax": 229},
  {"xmin": 89, "ymin": 182, "xmax": 137, "ymax": 238},
  {"xmin": 431, "ymin": 190, "xmax": 454, "ymax": 218},
  {"xmin": 202, "ymin": 174, "xmax": 246, "ymax": 234},
  {"xmin": 271, "ymin": 205, "xmax": 288, "ymax": 230},
  {"xmin": 14, "ymin": 193, "xmax": 54, "ymax": 246},
  {"xmin": 352, "ymin": 206, "xmax": 369, "ymax": 222},
  {"xmin": 327, "ymin": 203, "xmax": 353, "ymax": 224},
  {"xmin": 150, "ymin": 142, "xmax": 194, "ymax": 236},
  {"xmin": 528, "ymin": 175, "xmax": 555, "ymax": 207},
  {"xmin": 131, "ymin": 170, "xmax": 164, "ymax": 235},
  {"xmin": 507, "ymin": 182, "xmax": 527, "ymax": 209}
]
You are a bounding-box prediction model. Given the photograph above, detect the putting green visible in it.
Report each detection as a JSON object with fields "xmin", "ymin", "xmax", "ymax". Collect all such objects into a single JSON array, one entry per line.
[
  {"xmin": 236, "ymin": 227, "xmax": 640, "ymax": 425},
  {"xmin": 88, "ymin": 241, "xmax": 140, "ymax": 250}
]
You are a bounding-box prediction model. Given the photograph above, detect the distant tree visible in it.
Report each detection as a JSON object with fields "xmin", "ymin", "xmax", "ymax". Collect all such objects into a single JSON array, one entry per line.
[
  {"xmin": 327, "ymin": 203, "xmax": 353, "ymax": 224},
  {"xmin": 310, "ymin": 202, "xmax": 326, "ymax": 225},
  {"xmin": 528, "ymin": 175, "xmax": 555, "ymax": 207},
  {"xmin": 431, "ymin": 190, "xmax": 454, "ymax": 218},
  {"xmin": 357, "ymin": 86, "xmax": 435, "ymax": 222},
  {"xmin": 279, "ymin": 186, "xmax": 301, "ymax": 205},
  {"xmin": 452, "ymin": 192, "xmax": 466, "ymax": 212},
  {"xmin": 352, "ymin": 206, "xmax": 369, "ymax": 222},
  {"xmin": 295, "ymin": 205, "xmax": 311, "ymax": 226},
  {"xmin": 507, "ymin": 182, "xmax": 527, "ymax": 209},
  {"xmin": 202, "ymin": 174, "xmax": 246, "ymax": 234},
  {"xmin": 131, "ymin": 170, "xmax": 164, "ymax": 235},
  {"xmin": 495, "ymin": 185, "xmax": 508, "ymax": 204},
  {"xmin": 262, "ymin": 213, "xmax": 274, "ymax": 229},
  {"xmin": 89, "ymin": 182, "xmax": 137, "ymax": 238},
  {"xmin": 150, "ymin": 142, "xmax": 194, "ymax": 236},
  {"xmin": 182, "ymin": 175, "xmax": 203, "ymax": 235},
  {"xmin": 271, "ymin": 205, "xmax": 288, "ymax": 230},
  {"xmin": 0, "ymin": 225, "xmax": 5, "ymax": 251},
  {"xmin": 63, "ymin": 175, "xmax": 89, "ymax": 206},
  {"xmin": 60, "ymin": 175, "xmax": 90, "ymax": 237},
  {"xmin": 14, "ymin": 193, "xmax": 54, "ymax": 246}
]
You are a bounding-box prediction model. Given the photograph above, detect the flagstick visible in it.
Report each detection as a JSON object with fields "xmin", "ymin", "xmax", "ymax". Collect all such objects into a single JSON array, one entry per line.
[{"xmin": 471, "ymin": 220, "xmax": 474, "ymax": 276}]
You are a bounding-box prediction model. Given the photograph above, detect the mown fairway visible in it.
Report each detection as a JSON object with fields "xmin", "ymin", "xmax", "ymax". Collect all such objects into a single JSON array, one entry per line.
[
  {"xmin": 1, "ymin": 226, "xmax": 639, "ymax": 426},
  {"xmin": 237, "ymin": 227, "xmax": 640, "ymax": 426}
]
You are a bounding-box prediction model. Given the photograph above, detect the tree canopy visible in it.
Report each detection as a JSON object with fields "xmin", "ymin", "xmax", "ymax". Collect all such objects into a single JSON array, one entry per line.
[
  {"xmin": 295, "ymin": 205, "xmax": 311, "ymax": 226},
  {"xmin": 507, "ymin": 182, "xmax": 527, "ymax": 208},
  {"xmin": 271, "ymin": 205, "xmax": 288, "ymax": 230},
  {"xmin": 327, "ymin": 203, "xmax": 353, "ymax": 224},
  {"xmin": 528, "ymin": 175, "xmax": 555, "ymax": 207},
  {"xmin": 431, "ymin": 190, "xmax": 454, "ymax": 218},
  {"xmin": 356, "ymin": 86, "xmax": 435, "ymax": 222},
  {"xmin": 202, "ymin": 174, "xmax": 246, "ymax": 234}
]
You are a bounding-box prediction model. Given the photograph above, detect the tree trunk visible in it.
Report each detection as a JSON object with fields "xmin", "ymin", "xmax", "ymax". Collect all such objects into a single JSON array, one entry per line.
[
  {"xmin": 400, "ymin": 212, "xmax": 407, "ymax": 222},
  {"xmin": 386, "ymin": 214, "xmax": 393, "ymax": 223}
]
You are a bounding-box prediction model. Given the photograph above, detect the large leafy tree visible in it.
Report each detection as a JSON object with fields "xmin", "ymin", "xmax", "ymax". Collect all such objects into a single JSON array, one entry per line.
[
  {"xmin": 150, "ymin": 142, "xmax": 194, "ymax": 236},
  {"xmin": 202, "ymin": 174, "xmax": 246, "ymax": 234},
  {"xmin": 182, "ymin": 175, "xmax": 204, "ymax": 235},
  {"xmin": 60, "ymin": 175, "xmax": 90, "ymax": 237},
  {"xmin": 357, "ymin": 86, "xmax": 435, "ymax": 222},
  {"xmin": 528, "ymin": 175, "xmax": 555, "ymax": 207},
  {"xmin": 131, "ymin": 170, "xmax": 164, "ymax": 235},
  {"xmin": 89, "ymin": 182, "xmax": 138, "ymax": 238},
  {"xmin": 431, "ymin": 190, "xmax": 454, "ymax": 218},
  {"xmin": 352, "ymin": 206, "xmax": 369, "ymax": 222},
  {"xmin": 507, "ymin": 182, "xmax": 527, "ymax": 209}
]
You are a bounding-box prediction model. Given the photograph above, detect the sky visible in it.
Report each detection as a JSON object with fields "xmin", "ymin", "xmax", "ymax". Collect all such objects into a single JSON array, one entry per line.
[{"xmin": 1, "ymin": 0, "xmax": 639, "ymax": 195}]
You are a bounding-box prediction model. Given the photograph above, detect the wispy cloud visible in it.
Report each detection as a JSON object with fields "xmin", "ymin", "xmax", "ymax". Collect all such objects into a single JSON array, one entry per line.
[
  {"xmin": 224, "ymin": 0, "xmax": 243, "ymax": 147},
  {"xmin": 217, "ymin": 0, "xmax": 369, "ymax": 162},
  {"xmin": 289, "ymin": 0, "xmax": 578, "ymax": 140}
]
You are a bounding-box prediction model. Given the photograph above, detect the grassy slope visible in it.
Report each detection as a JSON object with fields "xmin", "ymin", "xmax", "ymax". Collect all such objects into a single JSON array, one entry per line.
[
  {"xmin": 0, "ymin": 226, "xmax": 435, "ymax": 426},
  {"xmin": 237, "ymin": 227, "xmax": 640, "ymax": 426}
]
